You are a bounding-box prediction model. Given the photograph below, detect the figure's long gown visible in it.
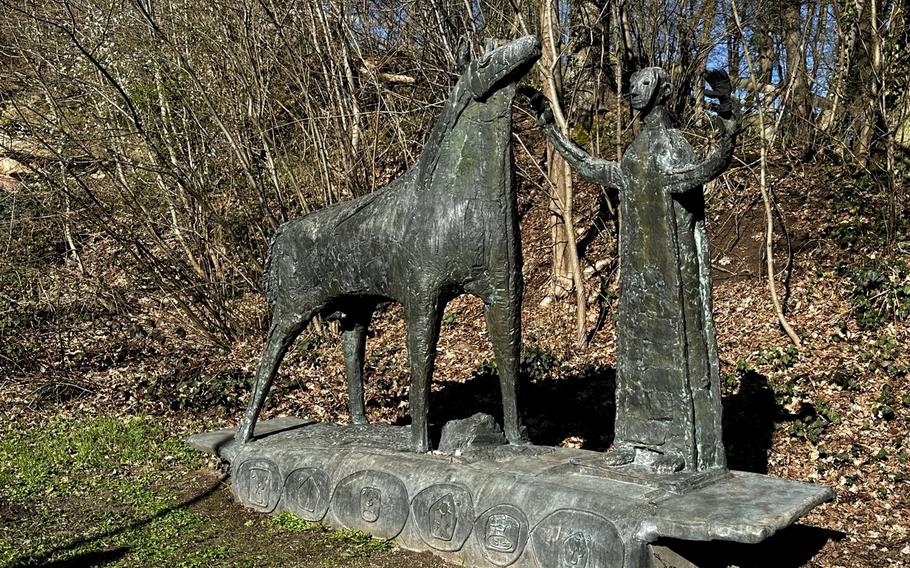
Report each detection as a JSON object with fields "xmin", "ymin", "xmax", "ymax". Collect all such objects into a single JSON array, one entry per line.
[{"xmin": 613, "ymin": 122, "xmax": 726, "ymax": 471}]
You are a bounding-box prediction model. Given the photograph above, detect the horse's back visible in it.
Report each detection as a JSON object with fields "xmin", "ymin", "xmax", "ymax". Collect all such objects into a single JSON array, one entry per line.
[{"xmin": 264, "ymin": 169, "xmax": 417, "ymax": 306}]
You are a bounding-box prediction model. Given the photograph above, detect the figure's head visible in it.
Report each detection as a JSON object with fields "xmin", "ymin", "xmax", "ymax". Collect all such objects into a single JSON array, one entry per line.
[
  {"xmin": 628, "ymin": 67, "xmax": 672, "ymax": 111},
  {"xmin": 459, "ymin": 35, "xmax": 541, "ymax": 101}
]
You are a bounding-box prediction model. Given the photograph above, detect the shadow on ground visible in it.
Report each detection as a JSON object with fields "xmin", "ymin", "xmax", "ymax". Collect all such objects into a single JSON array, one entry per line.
[
  {"xmin": 5, "ymin": 475, "xmax": 227, "ymax": 568},
  {"xmin": 427, "ymin": 364, "xmax": 781, "ymax": 473},
  {"xmin": 427, "ymin": 363, "xmax": 618, "ymax": 451},
  {"xmin": 14, "ymin": 548, "xmax": 131, "ymax": 568},
  {"xmin": 654, "ymin": 524, "xmax": 845, "ymax": 568},
  {"xmin": 722, "ymin": 369, "xmax": 779, "ymax": 473}
]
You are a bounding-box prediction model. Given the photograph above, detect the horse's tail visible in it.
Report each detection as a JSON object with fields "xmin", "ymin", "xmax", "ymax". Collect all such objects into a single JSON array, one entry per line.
[{"xmin": 262, "ymin": 222, "xmax": 290, "ymax": 308}]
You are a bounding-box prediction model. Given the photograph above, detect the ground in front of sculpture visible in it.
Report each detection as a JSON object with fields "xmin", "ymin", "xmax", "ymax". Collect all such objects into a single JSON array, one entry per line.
[{"xmin": 187, "ymin": 415, "xmax": 833, "ymax": 568}]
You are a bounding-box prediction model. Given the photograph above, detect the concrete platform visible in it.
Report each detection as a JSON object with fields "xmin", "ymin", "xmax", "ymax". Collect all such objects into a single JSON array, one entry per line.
[{"xmin": 187, "ymin": 417, "xmax": 834, "ymax": 568}]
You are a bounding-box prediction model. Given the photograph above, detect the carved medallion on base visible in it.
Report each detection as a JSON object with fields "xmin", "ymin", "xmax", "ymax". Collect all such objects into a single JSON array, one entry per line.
[
  {"xmin": 530, "ymin": 509, "xmax": 624, "ymax": 568},
  {"xmin": 234, "ymin": 459, "xmax": 281, "ymax": 513},
  {"xmin": 411, "ymin": 483, "xmax": 474, "ymax": 552},
  {"xmin": 475, "ymin": 504, "xmax": 530, "ymax": 566},
  {"xmin": 283, "ymin": 467, "xmax": 331, "ymax": 521},
  {"xmin": 331, "ymin": 470, "xmax": 409, "ymax": 539}
]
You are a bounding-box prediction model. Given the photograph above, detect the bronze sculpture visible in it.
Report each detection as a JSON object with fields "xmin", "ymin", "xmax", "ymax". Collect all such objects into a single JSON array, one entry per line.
[
  {"xmin": 236, "ymin": 36, "xmax": 542, "ymax": 453},
  {"xmin": 190, "ymin": 51, "xmax": 834, "ymax": 568},
  {"xmin": 531, "ymin": 68, "xmax": 742, "ymax": 472}
]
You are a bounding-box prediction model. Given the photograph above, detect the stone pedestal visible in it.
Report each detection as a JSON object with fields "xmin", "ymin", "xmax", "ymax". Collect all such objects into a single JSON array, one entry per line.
[{"xmin": 187, "ymin": 416, "xmax": 833, "ymax": 568}]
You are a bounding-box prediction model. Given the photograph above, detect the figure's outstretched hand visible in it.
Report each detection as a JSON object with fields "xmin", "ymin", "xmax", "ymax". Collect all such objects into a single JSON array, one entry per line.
[
  {"xmin": 527, "ymin": 89, "xmax": 555, "ymax": 127},
  {"xmin": 704, "ymin": 69, "xmax": 735, "ymax": 119}
]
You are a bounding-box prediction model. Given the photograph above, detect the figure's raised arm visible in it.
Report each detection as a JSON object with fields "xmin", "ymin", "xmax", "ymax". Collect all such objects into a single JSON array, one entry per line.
[
  {"xmin": 527, "ymin": 90, "xmax": 625, "ymax": 190},
  {"xmin": 665, "ymin": 70, "xmax": 742, "ymax": 193}
]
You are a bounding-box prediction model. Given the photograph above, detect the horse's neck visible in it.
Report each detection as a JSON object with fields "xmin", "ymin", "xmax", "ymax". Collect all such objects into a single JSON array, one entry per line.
[
  {"xmin": 418, "ymin": 89, "xmax": 515, "ymax": 201},
  {"xmin": 416, "ymin": 83, "xmax": 471, "ymax": 184}
]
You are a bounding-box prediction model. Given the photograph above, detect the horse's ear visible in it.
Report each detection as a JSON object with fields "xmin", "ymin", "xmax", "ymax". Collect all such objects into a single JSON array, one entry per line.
[
  {"xmin": 484, "ymin": 38, "xmax": 495, "ymax": 54},
  {"xmin": 456, "ymin": 37, "xmax": 471, "ymax": 73}
]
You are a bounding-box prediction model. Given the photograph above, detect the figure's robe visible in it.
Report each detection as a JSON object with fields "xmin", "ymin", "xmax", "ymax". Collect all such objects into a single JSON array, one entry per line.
[{"xmin": 614, "ymin": 122, "xmax": 725, "ymax": 471}]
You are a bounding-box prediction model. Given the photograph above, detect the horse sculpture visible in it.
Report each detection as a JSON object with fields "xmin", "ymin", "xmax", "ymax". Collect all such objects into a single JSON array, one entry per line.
[{"xmin": 236, "ymin": 35, "xmax": 542, "ymax": 453}]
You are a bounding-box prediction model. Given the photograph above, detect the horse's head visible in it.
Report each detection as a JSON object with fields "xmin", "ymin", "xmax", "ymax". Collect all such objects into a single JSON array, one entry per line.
[
  {"xmin": 416, "ymin": 35, "xmax": 540, "ymax": 183},
  {"xmin": 459, "ymin": 35, "xmax": 541, "ymax": 102}
]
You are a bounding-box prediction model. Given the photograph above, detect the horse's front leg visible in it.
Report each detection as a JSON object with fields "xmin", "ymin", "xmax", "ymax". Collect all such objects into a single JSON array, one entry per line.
[
  {"xmin": 405, "ymin": 296, "xmax": 443, "ymax": 453},
  {"xmin": 485, "ymin": 294, "xmax": 528, "ymax": 445}
]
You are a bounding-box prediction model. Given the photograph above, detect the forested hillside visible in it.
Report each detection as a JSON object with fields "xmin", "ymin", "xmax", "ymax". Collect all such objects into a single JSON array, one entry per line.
[{"xmin": 1, "ymin": 1, "xmax": 908, "ymax": 566}]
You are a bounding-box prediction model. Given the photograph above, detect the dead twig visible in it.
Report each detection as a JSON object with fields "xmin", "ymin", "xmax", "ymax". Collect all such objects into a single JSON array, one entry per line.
[{"xmin": 730, "ymin": 0, "xmax": 802, "ymax": 349}]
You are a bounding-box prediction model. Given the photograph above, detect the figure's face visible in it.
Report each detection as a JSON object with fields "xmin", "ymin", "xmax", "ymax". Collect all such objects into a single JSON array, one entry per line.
[{"xmin": 628, "ymin": 68, "xmax": 662, "ymax": 111}]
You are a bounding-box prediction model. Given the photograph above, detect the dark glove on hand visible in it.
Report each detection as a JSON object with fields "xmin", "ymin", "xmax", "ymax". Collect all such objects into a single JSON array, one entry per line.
[
  {"xmin": 705, "ymin": 69, "xmax": 734, "ymax": 118},
  {"xmin": 528, "ymin": 89, "xmax": 555, "ymax": 127}
]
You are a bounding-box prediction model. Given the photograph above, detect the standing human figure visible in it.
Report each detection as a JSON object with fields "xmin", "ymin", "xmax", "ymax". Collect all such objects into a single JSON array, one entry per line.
[{"xmin": 531, "ymin": 68, "xmax": 741, "ymax": 472}]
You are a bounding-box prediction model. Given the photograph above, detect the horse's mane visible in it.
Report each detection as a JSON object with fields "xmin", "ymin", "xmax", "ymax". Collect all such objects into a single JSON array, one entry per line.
[{"xmin": 416, "ymin": 80, "xmax": 473, "ymax": 188}]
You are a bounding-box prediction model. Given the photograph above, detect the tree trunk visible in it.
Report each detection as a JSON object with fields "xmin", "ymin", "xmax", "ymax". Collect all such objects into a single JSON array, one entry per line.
[
  {"xmin": 539, "ymin": 0, "xmax": 588, "ymax": 346},
  {"xmin": 782, "ymin": 0, "xmax": 813, "ymax": 150}
]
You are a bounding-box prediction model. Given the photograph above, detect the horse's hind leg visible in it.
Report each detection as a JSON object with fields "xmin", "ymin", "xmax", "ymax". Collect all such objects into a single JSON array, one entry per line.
[
  {"xmin": 341, "ymin": 309, "xmax": 372, "ymax": 425},
  {"xmin": 236, "ymin": 308, "xmax": 311, "ymax": 443}
]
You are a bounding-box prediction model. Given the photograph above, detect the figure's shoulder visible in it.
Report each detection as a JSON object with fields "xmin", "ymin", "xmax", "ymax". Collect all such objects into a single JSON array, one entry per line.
[
  {"xmin": 664, "ymin": 127, "xmax": 693, "ymax": 146},
  {"xmin": 647, "ymin": 128, "xmax": 694, "ymax": 173},
  {"xmin": 662, "ymin": 128, "xmax": 696, "ymax": 160}
]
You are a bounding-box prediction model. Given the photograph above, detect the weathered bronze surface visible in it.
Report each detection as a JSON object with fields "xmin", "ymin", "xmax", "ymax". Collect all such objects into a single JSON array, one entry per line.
[
  {"xmin": 236, "ymin": 36, "xmax": 542, "ymax": 453},
  {"xmin": 532, "ymin": 67, "xmax": 742, "ymax": 472},
  {"xmin": 198, "ymin": 53, "xmax": 838, "ymax": 568},
  {"xmin": 190, "ymin": 417, "xmax": 834, "ymax": 568}
]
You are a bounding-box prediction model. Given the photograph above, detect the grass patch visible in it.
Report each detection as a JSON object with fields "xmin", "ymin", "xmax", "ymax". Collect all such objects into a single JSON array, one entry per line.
[
  {"xmin": 265, "ymin": 513, "xmax": 395, "ymax": 563},
  {"xmin": 267, "ymin": 511, "xmax": 326, "ymax": 532},
  {"xmin": 0, "ymin": 414, "xmax": 423, "ymax": 568},
  {"xmin": 330, "ymin": 529, "xmax": 395, "ymax": 560},
  {"xmin": 0, "ymin": 414, "xmax": 200, "ymax": 507},
  {"xmin": 264, "ymin": 513, "xmax": 396, "ymax": 564},
  {"xmin": 0, "ymin": 414, "xmax": 213, "ymax": 567}
]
